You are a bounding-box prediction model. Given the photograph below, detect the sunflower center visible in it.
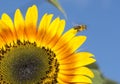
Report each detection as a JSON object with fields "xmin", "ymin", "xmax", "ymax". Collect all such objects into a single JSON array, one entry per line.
[
  {"xmin": 0, "ymin": 41, "xmax": 59, "ymax": 84},
  {"xmin": 11, "ymin": 53, "xmax": 44, "ymax": 82}
]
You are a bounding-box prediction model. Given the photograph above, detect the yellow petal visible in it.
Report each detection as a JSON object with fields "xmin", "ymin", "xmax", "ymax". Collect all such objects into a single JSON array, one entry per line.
[
  {"xmin": 58, "ymin": 73, "xmax": 92, "ymax": 83},
  {"xmin": 59, "ymin": 52, "xmax": 94, "ymax": 64},
  {"xmin": 0, "ymin": 36, "xmax": 5, "ymax": 48},
  {"xmin": 1, "ymin": 13, "xmax": 14, "ymax": 32},
  {"xmin": 55, "ymin": 19, "xmax": 65, "ymax": 37},
  {"xmin": 47, "ymin": 17, "xmax": 60, "ymax": 36},
  {"xmin": 75, "ymin": 83, "xmax": 89, "ymax": 84},
  {"xmin": 1, "ymin": 13, "xmax": 16, "ymax": 43},
  {"xmin": 41, "ymin": 17, "xmax": 60, "ymax": 46},
  {"xmin": 38, "ymin": 13, "xmax": 53, "ymax": 32},
  {"xmin": 57, "ymin": 78, "xmax": 68, "ymax": 84},
  {"xmin": 37, "ymin": 13, "xmax": 48, "ymax": 33},
  {"xmin": 59, "ymin": 58, "xmax": 96, "ymax": 69},
  {"xmin": 53, "ymin": 27, "xmax": 78, "ymax": 50},
  {"xmin": 0, "ymin": 20, "xmax": 13, "ymax": 45},
  {"xmin": 59, "ymin": 67, "xmax": 94, "ymax": 78},
  {"xmin": 36, "ymin": 13, "xmax": 47, "ymax": 42},
  {"xmin": 55, "ymin": 36, "xmax": 87, "ymax": 60},
  {"xmin": 36, "ymin": 14, "xmax": 53, "ymax": 47},
  {"xmin": 57, "ymin": 78, "xmax": 89, "ymax": 84},
  {"xmin": 48, "ymin": 19, "xmax": 65, "ymax": 48},
  {"xmin": 14, "ymin": 9, "xmax": 25, "ymax": 42},
  {"xmin": 25, "ymin": 5, "xmax": 38, "ymax": 43},
  {"xmin": 74, "ymin": 83, "xmax": 91, "ymax": 84}
]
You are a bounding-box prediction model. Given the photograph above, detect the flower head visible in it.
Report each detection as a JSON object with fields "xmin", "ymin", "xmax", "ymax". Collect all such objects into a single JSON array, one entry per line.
[{"xmin": 0, "ymin": 5, "xmax": 95, "ymax": 84}]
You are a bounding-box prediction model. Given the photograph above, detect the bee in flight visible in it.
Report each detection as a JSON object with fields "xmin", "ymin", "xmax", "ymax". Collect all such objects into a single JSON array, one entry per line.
[{"xmin": 73, "ymin": 24, "xmax": 87, "ymax": 32}]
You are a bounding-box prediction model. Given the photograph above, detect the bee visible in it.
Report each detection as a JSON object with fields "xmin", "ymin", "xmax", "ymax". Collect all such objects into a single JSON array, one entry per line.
[{"xmin": 73, "ymin": 25, "xmax": 87, "ymax": 32}]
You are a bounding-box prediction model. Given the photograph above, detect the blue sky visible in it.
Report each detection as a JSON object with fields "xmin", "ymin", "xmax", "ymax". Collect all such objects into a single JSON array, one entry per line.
[{"xmin": 0, "ymin": 0, "xmax": 120, "ymax": 83}]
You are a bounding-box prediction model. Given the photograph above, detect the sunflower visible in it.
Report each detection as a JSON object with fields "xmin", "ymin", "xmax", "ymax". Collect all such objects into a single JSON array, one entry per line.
[{"xmin": 0, "ymin": 5, "xmax": 96, "ymax": 84}]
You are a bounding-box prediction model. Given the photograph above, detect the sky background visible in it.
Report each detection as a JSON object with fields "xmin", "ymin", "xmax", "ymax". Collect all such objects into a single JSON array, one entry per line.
[{"xmin": 0, "ymin": 0, "xmax": 120, "ymax": 83}]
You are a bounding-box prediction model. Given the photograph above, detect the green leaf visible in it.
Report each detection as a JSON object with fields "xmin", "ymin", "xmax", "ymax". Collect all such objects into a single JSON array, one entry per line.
[
  {"xmin": 91, "ymin": 69, "xmax": 105, "ymax": 84},
  {"xmin": 87, "ymin": 62, "xmax": 100, "ymax": 70},
  {"xmin": 47, "ymin": 0, "xmax": 67, "ymax": 18},
  {"xmin": 103, "ymin": 78, "xmax": 118, "ymax": 84},
  {"xmin": 87, "ymin": 63, "xmax": 118, "ymax": 84}
]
